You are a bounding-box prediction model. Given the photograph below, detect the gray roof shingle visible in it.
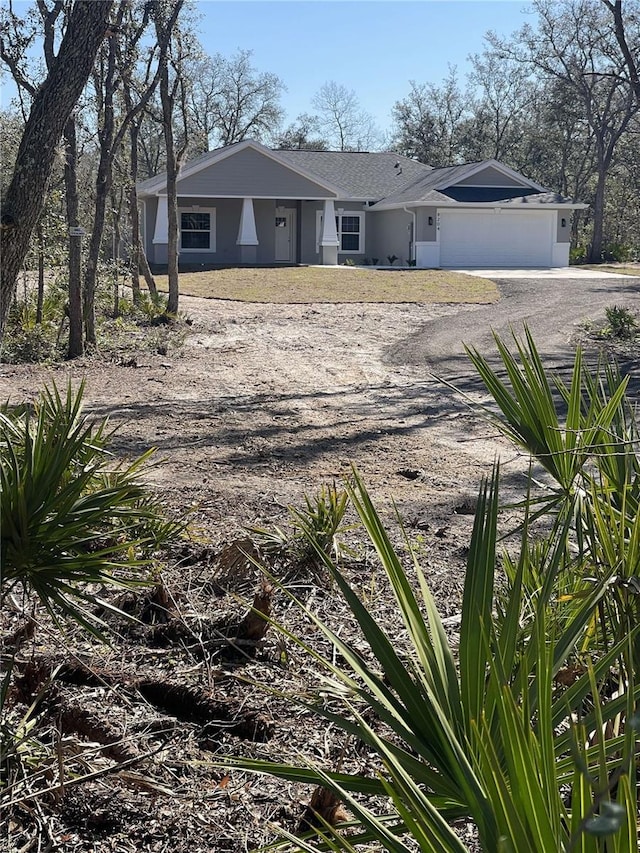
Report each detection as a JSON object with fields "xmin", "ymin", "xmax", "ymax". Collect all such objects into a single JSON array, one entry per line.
[{"xmin": 273, "ymin": 149, "xmax": 432, "ymax": 199}]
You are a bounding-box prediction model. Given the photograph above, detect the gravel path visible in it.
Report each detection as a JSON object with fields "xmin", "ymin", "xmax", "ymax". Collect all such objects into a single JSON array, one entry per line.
[{"xmin": 387, "ymin": 274, "xmax": 640, "ymax": 396}]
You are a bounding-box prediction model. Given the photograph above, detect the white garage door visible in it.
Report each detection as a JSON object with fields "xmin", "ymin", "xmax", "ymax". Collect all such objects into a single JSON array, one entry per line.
[{"xmin": 439, "ymin": 210, "xmax": 554, "ymax": 268}]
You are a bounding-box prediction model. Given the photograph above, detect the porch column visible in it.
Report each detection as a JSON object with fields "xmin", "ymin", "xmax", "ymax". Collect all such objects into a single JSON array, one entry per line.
[
  {"xmin": 236, "ymin": 197, "xmax": 258, "ymax": 264},
  {"xmin": 320, "ymin": 199, "xmax": 339, "ymax": 265},
  {"xmin": 152, "ymin": 196, "xmax": 168, "ymax": 244}
]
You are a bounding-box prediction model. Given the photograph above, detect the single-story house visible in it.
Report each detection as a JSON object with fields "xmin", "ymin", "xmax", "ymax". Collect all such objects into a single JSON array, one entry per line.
[{"xmin": 137, "ymin": 139, "xmax": 586, "ymax": 269}]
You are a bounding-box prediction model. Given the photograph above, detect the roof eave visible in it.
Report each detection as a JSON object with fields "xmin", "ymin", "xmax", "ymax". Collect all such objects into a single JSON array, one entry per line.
[{"xmin": 370, "ymin": 200, "xmax": 588, "ymax": 211}]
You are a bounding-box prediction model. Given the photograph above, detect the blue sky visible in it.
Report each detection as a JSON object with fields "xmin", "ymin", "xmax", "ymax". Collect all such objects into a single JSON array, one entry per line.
[
  {"xmin": 194, "ymin": 0, "xmax": 535, "ymax": 134},
  {"xmin": 1, "ymin": 1, "xmax": 535, "ymax": 135}
]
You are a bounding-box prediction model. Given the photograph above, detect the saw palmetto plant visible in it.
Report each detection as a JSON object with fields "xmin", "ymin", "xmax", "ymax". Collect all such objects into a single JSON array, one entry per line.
[
  {"xmin": 217, "ymin": 330, "xmax": 640, "ymax": 852},
  {"xmin": 463, "ymin": 328, "xmax": 640, "ymax": 669},
  {"xmin": 0, "ymin": 381, "xmax": 183, "ymax": 635},
  {"xmin": 220, "ymin": 467, "xmax": 638, "ymax": 852}
]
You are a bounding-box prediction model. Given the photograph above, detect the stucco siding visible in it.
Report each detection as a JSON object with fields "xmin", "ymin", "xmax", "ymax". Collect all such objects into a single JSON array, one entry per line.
[
  {"xmin": 455, "ymin": 166, "xmax": 527, "ymax": 188},
  {"xmin": 299, "ymin": 201, "xmax": 369, "ymax": 264},
  {"xmin": 148, "ymin": 197, "xmax": 307, "ymax": 266},
  {"xmin": 207, "ymin": 198, "xmax": 240, "ymax": 263},
  {"xmin": 144, "ymin": 196, "xmax": 159, "ymax": 261},
  {"xmin": 255, "ymin": 199, "xmax": 276, "ymax": 263},
  {"xmin": 176, "ymin": 148, "xmax": 336, "ymax": 198},
  {"xmin": 154, "ymin": 243, "xmax": 168, "ymax": 265},
  {"xmin": 300, "ymin": 201, "xmax": 322, "ymax": 264}
]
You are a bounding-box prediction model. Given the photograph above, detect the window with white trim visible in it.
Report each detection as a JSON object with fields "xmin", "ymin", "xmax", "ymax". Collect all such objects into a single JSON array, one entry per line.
[
  {"xmin": 338, "ymin": 214, "xmax": 362, "ymax": 252},
  {"xmin": 315, "ymin": 210, "xmax": 365, "ymax": 254},
  {"xmin": 179, "ymin": 208, "xmax": 216, "ymax": 251}
]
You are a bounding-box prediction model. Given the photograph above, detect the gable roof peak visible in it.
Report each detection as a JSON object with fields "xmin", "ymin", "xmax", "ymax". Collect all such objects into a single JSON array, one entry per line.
[{"xmin": 432, "ymin": 158, "xmax": 546, "ymax": 192}]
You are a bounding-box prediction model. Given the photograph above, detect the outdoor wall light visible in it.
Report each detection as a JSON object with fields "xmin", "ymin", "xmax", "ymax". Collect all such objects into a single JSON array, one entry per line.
[
  {"xmin": 428, "ymin": 216, "xmax": 433, "ymax": 226},
  {"xmin": 561, "ymin": 217, "xmax": 567, "ymax": 227}
]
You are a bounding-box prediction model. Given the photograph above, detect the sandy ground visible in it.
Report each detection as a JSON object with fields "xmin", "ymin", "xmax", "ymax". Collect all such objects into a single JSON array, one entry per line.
[{"xmin": 0, "ymin": 297, "xmax": 521, "ymax": 539}]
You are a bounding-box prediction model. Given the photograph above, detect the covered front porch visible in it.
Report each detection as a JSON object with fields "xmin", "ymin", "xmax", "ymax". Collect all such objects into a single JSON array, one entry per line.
[{"xmin": 146, "ymin": 196, "xmax": 342, "ymax": 268}]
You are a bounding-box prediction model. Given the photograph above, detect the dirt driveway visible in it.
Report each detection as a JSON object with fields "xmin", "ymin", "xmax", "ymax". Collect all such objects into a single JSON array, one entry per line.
[
  {"xmin": 0, "ymin": 299, "xmax": 499, "ymax": 543},
  {"xmin": 2, "ymin": 273, "xmax": 638, "ymax": 540},
  {"xmin": 389, "ymin": 273, "xmax": 640, "ymax": 397}
]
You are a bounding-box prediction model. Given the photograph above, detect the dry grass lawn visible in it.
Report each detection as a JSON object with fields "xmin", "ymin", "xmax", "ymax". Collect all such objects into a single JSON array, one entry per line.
[
  {"xmin": 580, "ymin": 263, "xmax": 640, "ymax": 276},
  {"xmin": 153, "ymin": 265, "xmax": 499, "ymax": 303}
]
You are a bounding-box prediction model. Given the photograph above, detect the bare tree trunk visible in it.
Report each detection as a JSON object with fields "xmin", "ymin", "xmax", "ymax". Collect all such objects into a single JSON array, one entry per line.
[
  {"xmin": 589, "ymin": 168, "xmax": 608, "ymax": 262},
  {"xmin": 36, "ymin": 223, "xmax": 44, "ymax": 324},
  {"xmin": 83, "ymin": 134, "xmax": 114, "ymax": 345},
  {"xmin": 139, "ymin": 245, "xmax": 158, "ymax": 299},
  {"xmin": 83, "ymin": 5, "xmax": 125, "ymax": 347},
  {"xmin": 156, "ymin": 12, "xmax": 187, "ymax": 315},
  {"xmin": 111, "ymin": 185, "xmax": 123, "ymax": 317},
  {"xmin": 128, "ymin": 120, "xmax": 143, "ymax": 304},
  {"xmin": 587, "ymin": 116, "xmax": 633, "ymax": 262},
  {"xmin": 0, "ymin": 0, "xmax": 114, "ymax": 341},
  {"xmin": 154, "ymin": 1, "xmax": 187, "ymax": 318},
  {"xmin": 83, "ymin": 0, "xmax": 181, "ymax": 332},
  {"xmin": 64, "ymin": 117, "xmax": 84, "ymax": 359},
  {"xmin": 159, "ymin": 59, "xmax": 180, "ymax": 316}
]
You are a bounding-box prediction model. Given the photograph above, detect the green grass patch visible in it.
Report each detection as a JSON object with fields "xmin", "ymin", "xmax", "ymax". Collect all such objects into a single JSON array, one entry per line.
[
  {"xmin": 153, "ymin": 266, "xmax": 499, "ymax": 304},
  {"xmin": 579, "ymin": 264, "xmax": 640, "ymax": 276}
]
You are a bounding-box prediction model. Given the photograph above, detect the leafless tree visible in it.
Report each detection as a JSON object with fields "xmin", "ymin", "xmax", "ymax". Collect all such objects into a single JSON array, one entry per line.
[
  {"xmin": 82, "ymin": 0, "xmax": 181, "ymax": 345},
  {"xmin": 63, "ymin": 114, "xmax": 84, "ymax": 357},
  {"xmin": 123, "ymin": 86, "xmax": 158, "ymax": 305},
  {"xmin": 187, "ymin": 48, "xmax": 285, "ymax": 151},
  {"xmin": 601, "ymin": 0, "xmax": 640, "ymax": 105},
  {"xmin": 154, "ymin": 0, "xmax": 188, "ymax": 317},
  {"xmin": 312, "ymin": 80, "xmax": 380, "ymax": 151}
]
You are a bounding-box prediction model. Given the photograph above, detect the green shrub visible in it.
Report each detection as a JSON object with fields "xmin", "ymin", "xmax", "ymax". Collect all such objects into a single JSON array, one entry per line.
[
  {"xmin": 1, "ymin": 277, "xmax": 68, "ymax": 363},
  {"xmin": 250, "ymin": 482, "xmax": 355, "ymax": 575},
  {"xmin": 0, "ymin": 321, "xmax": 62, "ymax": 364},
  {"xmin": 604, "ymin": 305, "xmax": 637, "ymax": 339},
  {"xmin": 0, "ymin": 381, "xmax": 183, "ymax": 633},
  {"xmin": 601, "ymin": 242, "xmax": 635, "ymax": 263},
  {"xmin": 570, "ymin": 245, "xmax": 588, "ymax": 264},
  {"xmin": 135, "ymin": 292, "xmax": 172, "ymax": 324},
  {"xmin": 460, "ymin": 328, "xmax": 640, "ymax": 667}
]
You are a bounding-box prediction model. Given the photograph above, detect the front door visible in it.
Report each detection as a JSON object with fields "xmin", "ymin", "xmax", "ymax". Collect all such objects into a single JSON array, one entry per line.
[{"xmin": 275, "ymin": 210, "xmax": 294, "ymax": 262}]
